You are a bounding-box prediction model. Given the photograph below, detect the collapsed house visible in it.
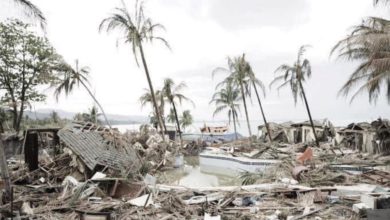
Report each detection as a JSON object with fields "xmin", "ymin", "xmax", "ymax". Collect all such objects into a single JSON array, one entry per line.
[
  {"xmin": 336, "ymin": 122, "xmax": 376, "ymax": 153},
  {"xmin": 21, "ymin": 122, "xmax": 141, "ymax": 177},
  {"xmin": 258, "ymin": 119, "xmax": 335, "ymax": 144},
  {"xmin": 337, "ymin": 119, "xmax": 390, "ymax": 155}
]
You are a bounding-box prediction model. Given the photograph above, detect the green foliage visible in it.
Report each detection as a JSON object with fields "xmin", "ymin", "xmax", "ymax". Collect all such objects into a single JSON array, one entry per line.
[
  {"xmin": 161, "ymin": 78, "xmax": 194, "ymax": 107},
  {"xmin": 332, "ymin": 17, "xmax": 390, "ymax": 104},
  {"xmin": 0, "ymin": 19, "xmax": 64, "ymax": 132},
  {"xmin": 213, "ymin": 54, "xmax": 260, "ymax": 137},
  {"xmin": 167, "ymin": 108, "xmax": 176, "ymax": 124},
  {"xmin": 270, "ymin": 45, "xmax": 312, "ymax": 105},
  {"xmin": 53, "ymin": 60, "xmax": 91, "ymax": 101},
  {"xmin": 139, "ymin": 88, "xmax": 165, "ymax": 116},
  {"xmin": 73, "ymin": 106, "xmax": 102, "ymax": 124},
  {"xmin": 13, "ymin": 0, "xmax": 46, "ymax": 29},
  {"xmin": 180, "ymin": 110, "xmax": 193, "ymax": 130},
  {"xmin": 210, "ymin": 82, "xmax": 241, "ymax": 125},
  {"xmin": 99, "ymin": 0, "xmax": 170, "ymax": 64}
]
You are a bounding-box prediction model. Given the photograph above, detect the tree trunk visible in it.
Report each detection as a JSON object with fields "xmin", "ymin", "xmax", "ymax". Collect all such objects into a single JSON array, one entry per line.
[
  {"xmin": 15, "ymin": 99, "xmax": 25, "ymax": 134},
  {"xmin": 239, "ymin": 80, "xmax": 252, "ymax": 139},
  {"xmin": 298, "ymin": 80, "xmax": 320, "ymax": 147},
  {"xmin": 232, "ymin": 110, "xmax": 238, "ymax": 140},
  {"xmin": 138, "ymin": 44, "xmax": 165, "ymax": 138},
  {"xmin": 160, "ymin": 105, "xmax": 168, "ymax": 133},
  {"xmin": 0, "ymin": 136, "xmax": 11, "ymax": 202},
  {"xmin": 11, "ymin": 105, "xmax": 17, "ymax": 133},
  {"xmin": 79, "ymin": 80, "xmax": 112, "ymax": 129},
  {"xmin": 171, "ymin": 100, "xmax": 183, "ymax": 146},
  {"xmin": 252, "ymin": 81, "xmax": 272, "ymax": 143}
]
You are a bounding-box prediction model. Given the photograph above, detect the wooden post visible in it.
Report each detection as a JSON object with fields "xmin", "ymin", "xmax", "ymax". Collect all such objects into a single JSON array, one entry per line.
[{"xmin": 24, "ymin": 132, "xmax": 39, "ymax": 171}]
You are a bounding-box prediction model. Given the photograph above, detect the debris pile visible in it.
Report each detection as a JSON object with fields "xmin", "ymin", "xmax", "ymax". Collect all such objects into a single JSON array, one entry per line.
[{"xmin": 1, "ymin": 119, "xmax": 390, "ymax": 219}]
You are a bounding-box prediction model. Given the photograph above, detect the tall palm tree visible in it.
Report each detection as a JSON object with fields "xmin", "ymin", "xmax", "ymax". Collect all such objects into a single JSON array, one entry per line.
[
  {"xmin": 139, "ymin": 88, "xmax": 167, "ymax": 131},
  {"xmin": 270, "ymin": 45, "xmax": 320, "ymax": 147},
  {"xmin": 210, "ymin": 82, "xmax": 241, "ymax": 140},
  {"xmin": 161, "ymin": 78, "xmax": 194, "ymax": 144},
  {"xmin": 54, "ymin": 60, "xmax": 112, "ymax": 128},
  {"xmin": 180, "ymin": 110, "xmax": 193, "ymax": 131},
  {"xmin": 13, "ymin": 0, "xmax": 46, "ymax": 28},
  {"xmin": 99, "ymin": 0, "xmax": 169, "ymax": 136},
  {"xmin": 331, "ymin": 17, "xmax": 390, "ymax": 104},
  {"xmin": 213, "ymin": 54, "xmax": 253, "ymax": 138},
  {"xmin": 245, "ymin": 58, "xmax": 273, "ymax": 143}
]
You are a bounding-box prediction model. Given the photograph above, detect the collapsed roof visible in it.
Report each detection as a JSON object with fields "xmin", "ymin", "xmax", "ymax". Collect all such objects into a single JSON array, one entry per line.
[{"xmin": 58, "ymin": 122, "xmax": 140, "ymax": 171}]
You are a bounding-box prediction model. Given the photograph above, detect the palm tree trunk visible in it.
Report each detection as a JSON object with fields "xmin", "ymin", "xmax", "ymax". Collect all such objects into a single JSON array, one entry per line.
[
  {"xmin": 298, "ymin": 80, "xmax": 320, "ymax": 147},
  {"xmin": 239, "ymin": 80, "xmax": 252, "ymax": 139},
  {"xmin": 138, "ymin": 44, "xmax": 165, "ymax": 138},
  {"xmin": 232, "ymin": 111, "xmax": 238, "ymax": 140},
  {"xmin": 171, "ymin": 100, "xmax": 183, "ymax": 146},
  {"xmin": 252, "ymin": 81, "xmax": 272, "ymax": 143},
  {"xmin": 79, "ymin": 81, "xmax": 112, "ymax": 129}
]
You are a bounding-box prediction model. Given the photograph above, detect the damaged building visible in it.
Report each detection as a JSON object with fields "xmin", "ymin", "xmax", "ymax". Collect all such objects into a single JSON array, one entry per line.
[
  {"xmin": 258, "ymin": 119, "xmax": 335, "ymax": 145},
  {"xmin": 337, "ymin": 119, "xmax": 390, "ymax": 155}
]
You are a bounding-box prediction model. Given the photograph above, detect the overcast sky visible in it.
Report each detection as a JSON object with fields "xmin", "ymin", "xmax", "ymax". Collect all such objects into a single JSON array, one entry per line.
[{"xmin": 1, "ymin": 0, "xmax": 389, "ymax": 127}]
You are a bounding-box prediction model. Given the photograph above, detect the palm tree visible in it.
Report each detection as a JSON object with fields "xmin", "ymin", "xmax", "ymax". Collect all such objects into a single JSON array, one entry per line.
[
  {"xmin": 99, "ymin": 0, "xmax": 169, "ymax": 136},
  {"xmin": 270, "ymin": 45, "xmax": 320, "ymax": 147},
  {"xmin": 86, "ymin": 106, "xmax": 102, "ymax": 124},
  {"xmin": 213, "ymin": 54, "xmax": 253, "ymax": 138},
  {"xmin": 54, "ymin": 60, "xmax": 112, "ymax": 128},
  {"xmin": 331, "ymin": 17, "xmax": 390, "ymax": 104},
  {"xmin": 180, "ymin": 110, "xmax": 193, "ymax": 131},
  {"xmin": 245, "ymin": 58, "xmax": 273, "ymax": 143},
  {"xmin": 139, "ymin": 88, "xmax": 167, "ymax": 131},
  {"xmin": 210, "ymin": 82, "xmax": 241, "ymax": 140},
  {"xmin": 72, "ymin": 106, "xmax": 102, "ymax": 124},
  {"xmin": 13, "ymin": 0, "xmax": 46, "ymax": 28},
  {"xmin": 161, "ymin": 78, "xmax": 194, "ymax": 144}
]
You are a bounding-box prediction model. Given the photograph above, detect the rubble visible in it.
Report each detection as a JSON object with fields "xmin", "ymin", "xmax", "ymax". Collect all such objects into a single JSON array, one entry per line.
[{"xmin": 1, "ymin": 119, "xmax": 390, "ymax": 219}]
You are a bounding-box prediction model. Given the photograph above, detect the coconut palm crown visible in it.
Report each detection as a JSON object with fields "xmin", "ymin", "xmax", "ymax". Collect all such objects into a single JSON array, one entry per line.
[{"xmin": 331, "ymin": 17, "xmax": 390, "ymax": 104}]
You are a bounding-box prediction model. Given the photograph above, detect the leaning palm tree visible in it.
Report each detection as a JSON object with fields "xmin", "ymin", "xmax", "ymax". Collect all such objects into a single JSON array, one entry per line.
[
  {"xmin": 13, "ymin": 0, "xmax": 46, "ymax": 28},
  {"xmin": 331, "ymin": 17, "xmax": 390, "ymax": 104},
  {"xmin": 99, "ymin": 0, "xmax": 169, "ymax": 136},
  {"xmin": 213, "ymin": 54, "xmax": 253, "ymax": 138},
  {"xmin": 54, "ymin": 60, "xmax": 112, "ymax": 128},
  {"xmin": 270, "ymin": 45, "xmax": 320, "ymax": 147},
  {"xmin": 246, "ymin": 58, "xmax": 273, "ymax": 143},
  {"xmin": 210, "ymin": 82, "xmax": 241, "ymax": 140},
  {"xmin": 180, "ymin": 110, "xmax": 193, "ymax": 131},
  {"xmin": 161, "ymin": 78, "xmax": 194, "ymax": 144}
]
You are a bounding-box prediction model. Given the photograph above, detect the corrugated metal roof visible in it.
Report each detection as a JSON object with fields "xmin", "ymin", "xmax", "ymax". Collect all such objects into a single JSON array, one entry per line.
[{"xmin": 58, "ymin": 128, "xmax": 138, "ymax": 171}]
